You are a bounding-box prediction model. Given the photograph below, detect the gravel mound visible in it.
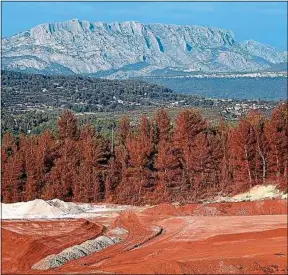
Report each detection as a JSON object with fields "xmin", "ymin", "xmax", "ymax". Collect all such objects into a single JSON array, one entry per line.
[
  {"xmin": 47, "ymin": 199, "xmax": 93, "ymax": 214},
  {"xmin": 214, "ymin": 185, "xmax": 287, "ymax": 203},
  {"xmin": 32, "ymin": 235, "xmax": 121, "ymax": 270},
  {"xmin": 2, "ymin": 199, "xmax": 64, "ymax": 219},
  {"xmin": 232, "ymin": 185, "xmax": 287, "ymax": 202},
  {"xmin": 1, "ymin": 199, "xmax": 131, "ymax": 220}
]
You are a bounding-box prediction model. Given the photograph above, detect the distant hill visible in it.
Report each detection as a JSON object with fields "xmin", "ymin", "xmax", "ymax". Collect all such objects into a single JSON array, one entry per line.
[
  {"xmin": 1, "ymin": 70, "xmax": 206, "ymax": 114},
  {"xmin": 2, "ymin": 19, "xmax": 287, "ymax": 78}
]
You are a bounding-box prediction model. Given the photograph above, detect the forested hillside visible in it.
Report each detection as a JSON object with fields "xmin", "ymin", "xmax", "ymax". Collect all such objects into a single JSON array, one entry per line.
[
  {"xmin": 1, "ymin": 107, "xmax": 223, "ymax": 137},
  {"xmin": 2, "ymin": 70, "xmax": 205, "ymax": 114},
  {"xmin": 1, "ymin": 70, "xmax": 280, "ymax": 136},
  {"xmin": 2, "ymin": 104, "xmax": 287, "ymax": 204}
]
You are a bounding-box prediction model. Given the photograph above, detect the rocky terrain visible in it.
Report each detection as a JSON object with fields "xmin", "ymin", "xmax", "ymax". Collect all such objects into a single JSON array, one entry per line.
[{"xmin": 2, "ymin": 19, "xmax": 287, "ymax": 78}]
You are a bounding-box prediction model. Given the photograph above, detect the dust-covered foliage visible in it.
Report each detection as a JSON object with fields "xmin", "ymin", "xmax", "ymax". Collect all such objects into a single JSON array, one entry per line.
[{"xmin": 1, "ymin": 104, "xmax": 287, "ymax": 204}]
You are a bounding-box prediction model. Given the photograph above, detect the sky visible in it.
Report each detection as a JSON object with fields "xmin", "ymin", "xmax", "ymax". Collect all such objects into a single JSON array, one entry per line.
[{"xmin": 2, "ymin": 2, "xmax": 287, "ymax": 50}]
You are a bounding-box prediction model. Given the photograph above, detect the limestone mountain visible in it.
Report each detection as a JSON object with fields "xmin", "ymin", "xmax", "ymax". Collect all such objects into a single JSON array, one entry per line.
[{"xmin": 2, "ymin": 19, "xmax": 287, "ymax": 78}]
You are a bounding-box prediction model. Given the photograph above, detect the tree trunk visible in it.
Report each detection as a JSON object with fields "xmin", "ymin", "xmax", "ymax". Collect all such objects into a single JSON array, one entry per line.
[{"xmin": 244, "ymin": 145, "xmax": 252, "ymax": 186}]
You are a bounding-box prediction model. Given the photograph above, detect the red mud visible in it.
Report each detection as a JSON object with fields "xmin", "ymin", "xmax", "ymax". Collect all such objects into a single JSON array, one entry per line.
[
  {"xmin": 1, "ymin": 200, "xmax": 287, "ymax": 274},
  {"xmin": 1, "ymin": 219, "xmax": 103, "ymax": 274},
  {"xmin": 143, "ymin": 199, "xmax": 288, "ymax": 217}
]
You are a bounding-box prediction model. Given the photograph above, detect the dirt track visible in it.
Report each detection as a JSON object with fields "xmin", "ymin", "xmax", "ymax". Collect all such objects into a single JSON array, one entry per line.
[{"xmin": 2, "ymin": 200, "xmax": 287, "ymax": 274}]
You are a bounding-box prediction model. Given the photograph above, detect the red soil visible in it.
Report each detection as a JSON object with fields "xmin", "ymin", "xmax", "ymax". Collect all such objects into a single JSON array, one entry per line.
[
  {"xmin": 1, "ymin": 219, "xmax": 103, "ymax": 274},
  {"xmin": 1, "ymin": 200, "xmax": 287, "ymax": 274},
  {"xmin": 143, "ymin": 199, "xmax": 288, "ymax": 217}
]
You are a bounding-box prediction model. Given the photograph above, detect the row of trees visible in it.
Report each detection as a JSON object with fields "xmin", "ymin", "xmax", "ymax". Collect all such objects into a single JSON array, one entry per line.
[{"xmin": 2, "ymin": 104, "xmax": 287, "ymax": 204}]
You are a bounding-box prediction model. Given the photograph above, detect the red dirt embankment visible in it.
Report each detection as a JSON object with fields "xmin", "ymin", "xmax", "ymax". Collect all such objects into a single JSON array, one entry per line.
[
  {"xmin": 1, "ymin": 219, "xmax": 103, "ymax": 274},
  {"xmin": 143, "ymin": 199, "xmax": 288, "ymax": 218},
  {"xmin": 2, "ymin": 199, "xmax": 287, "ymax": 274}
]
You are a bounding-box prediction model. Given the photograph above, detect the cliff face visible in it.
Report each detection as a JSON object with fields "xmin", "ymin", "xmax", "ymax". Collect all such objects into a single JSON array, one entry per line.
[{"xmin": 2, "ymin": 19, "xmax": 287, "ymax": 78}]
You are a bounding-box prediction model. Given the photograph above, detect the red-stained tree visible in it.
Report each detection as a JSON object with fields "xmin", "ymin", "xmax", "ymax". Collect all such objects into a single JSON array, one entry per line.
[
  {"xmin": 76, "ymin": 125, "xmax": 110, "ymax": 202},
  {"xmin": 154, "ymin": 109, "xmax": 182, "ymax": 202},
  {"xmin": 21, "ymin": 135, "xmax": 39, "ymax": 201},
  {"xmin": 265, "ymin": 103, "xmax": 288, "ymax": 189},
  {"xmin": 45, "ymin": 111, "xmax": 80, "ymax": 200},
  {"xmin": 247, "ymin": 111, "xmax": 271, "ymax": 184},
  {"xmin": 173, "ymin": 110, "xmax": 207, "ymax": 196},
  {"xmin": 229, "ymin": 118, "xmax": 257, "ymax": 190},
  {"xmin": 1, "ymin": 132, "xmax": 17, "ymax": 163},
  {"xmin": 217, "ymin": 120, "xmax": 234, "ymax": 192},
  {"xmin": 110, "ymin": 117, "xmax": 131, "ymax": 203},
  {"xmin": 1, "ymin": 133, "xmax": 25, "ymax": 202},
  {"xmin": 117, "ymin": 116, "xmax": 155, "ymax": 204},
  {"xmin": 58, "ymin": 110, "xmax": 79, "ymax": 140},
  {"xmin": 2, "ymin": 151, "xmax": 25, "ymax": 202},
  {"xmin": 1, "ymin": 105, "xmax": 287, "ymax": 204}
]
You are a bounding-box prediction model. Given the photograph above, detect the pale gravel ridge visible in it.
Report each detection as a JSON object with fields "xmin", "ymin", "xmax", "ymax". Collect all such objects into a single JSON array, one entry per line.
[
  {"xmin": 32, "ymin": 235, "xmax": 122, "ymax": 270},
  {"xmin": 213, "ymin": 185, "xmax": 287, "ymax": 203}
]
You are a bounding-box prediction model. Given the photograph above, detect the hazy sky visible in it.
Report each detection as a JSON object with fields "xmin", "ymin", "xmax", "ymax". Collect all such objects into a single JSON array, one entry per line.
[{"xmin": 2, "ymin": 2, "xmax": 287, "ymax": 50}]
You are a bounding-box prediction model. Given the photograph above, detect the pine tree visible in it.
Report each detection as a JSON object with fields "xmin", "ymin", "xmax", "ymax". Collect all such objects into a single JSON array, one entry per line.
[
  {"xmin": 265, "ymin": 103, "xmax": 288, "ymax": 188},
  {"xmin": 248, "ymin": 111, "xmax": 270, "ymax": 184},
  {"xmin": 1, "ymin": 132, "xmax": 17, "ymax": 163},
  {"xmin": 58, "ymin": 110, "xmax": 79, "ymax": 140},
  {"xmin": 154, "ymin": 109, "xmax": 181, "ymax": 202},
  {"xmin": 45, "ymin": 113, "xmax": 80, "ymax": 201},
  {"xmin": 229, "ymin": 118, "xmax": 257, "ymax": 190},
  {"xmin": 173, "ymin": 110, "xmax": 207, "ymax": 195},
  {"xmin": 117, "ymin": 116, "xmax": 155, "ymax": 204},
  {"xmin": 2, "ymin": 150, "xmax": 25, "ymax": 202},
  {"xmin": 1, "ymin": 105, "xmax": 286, "ymax": 204},
  {"xmin": 154, "ymin": 109, "xmax": 171, "ymax": 144},
  {"xmin": 217, "ymin": 120, "xmax": 233, "ymax": 192}
]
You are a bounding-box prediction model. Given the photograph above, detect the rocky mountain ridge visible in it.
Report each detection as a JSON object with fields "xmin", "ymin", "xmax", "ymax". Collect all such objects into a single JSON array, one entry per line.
[{"xmin": 2, "ymin": 19, "xmax": 287, "ymax": 78}]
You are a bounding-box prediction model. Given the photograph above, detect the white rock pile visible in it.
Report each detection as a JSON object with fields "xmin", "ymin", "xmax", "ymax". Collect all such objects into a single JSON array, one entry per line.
[
  {"xmin": 214, "ymin": 185, "xmax": 287, "ymax": 203},
  {"xmin": 1, "ymin": 198, "xmax": 137, "ymax": 220},
  {"xmin": 32, "ymin": 235, "xmax": 121, "ymax": 270}
]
